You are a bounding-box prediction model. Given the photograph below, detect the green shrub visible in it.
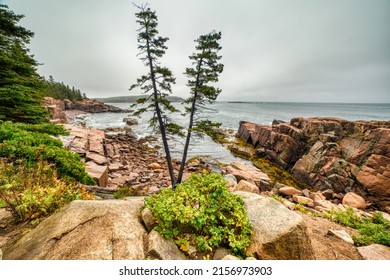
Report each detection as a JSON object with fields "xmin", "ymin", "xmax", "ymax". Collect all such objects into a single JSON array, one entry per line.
[
  {"xmin": 145, "ymin": 173, "xmax": 252, "ymax": 258},
  {"xmin": 0, "ymin": 159, "xmax": 93, "ymax": 221},
  {"xmin": 0, "ymin": 121, "xmax": 93, "ymax": 184},
  {"xmin": 327, "ymin": 208, "xmax": 390, "ymax": 246}
]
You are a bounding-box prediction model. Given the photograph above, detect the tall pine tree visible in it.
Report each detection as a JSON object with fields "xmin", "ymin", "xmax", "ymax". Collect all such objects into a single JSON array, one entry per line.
[
  {"xmin": 0, "ymin": 4, "xmax": 47, "ymax": 123},
  {"xmin": 177, "ymin": 31, "xmax": 224, "ymax": 183},
  {"xmin": 130, "ymin": 4, "xmax": 182, "ymax": 187}
]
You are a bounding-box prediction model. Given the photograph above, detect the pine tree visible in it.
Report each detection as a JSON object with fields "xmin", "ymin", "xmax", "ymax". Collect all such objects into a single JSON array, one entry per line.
[
  {"xmin": 130, "ymin": 4, "xmax": 182, "ymax": 187},
  {"xmin": 177, "ymin": 31, "xmax": 224, "ymax": 183},
  {"xmin": 0, "ymin": 5, "xmax": 48, "ymax": 123}
]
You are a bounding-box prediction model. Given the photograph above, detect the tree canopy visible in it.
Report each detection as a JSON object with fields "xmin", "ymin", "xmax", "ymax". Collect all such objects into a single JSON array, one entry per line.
[
  {"xmin": 43, "ymin": 76, "xmax": 86, "ymax": 101},
  {"xmin": 0, "ymin": 4, "xmax": 48, "ymax": 123}
]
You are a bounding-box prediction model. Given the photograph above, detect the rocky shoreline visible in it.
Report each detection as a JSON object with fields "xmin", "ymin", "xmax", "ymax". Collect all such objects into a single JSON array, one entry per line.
[
  {"xmin": 1, "ymin": 99, "xmax": 389, "ymax": 260},
  {"xmin": 43, "ymin": 97, "xmax": 132, "ymax": 124},
  {"xmin": 235, "ymin": 117, "xmax": 390, "ymax": 213}
]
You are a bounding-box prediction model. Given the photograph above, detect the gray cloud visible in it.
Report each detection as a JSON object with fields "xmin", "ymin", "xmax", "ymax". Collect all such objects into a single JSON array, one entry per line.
[{"xmin": 4, "ymin": 0, "xmax": 390, "ymax": 102}]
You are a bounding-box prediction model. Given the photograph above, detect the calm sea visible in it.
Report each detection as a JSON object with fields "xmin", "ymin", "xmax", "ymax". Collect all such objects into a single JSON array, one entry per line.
[{"xmin": 81, "ymin": 102, "xmax": 390, "ymax": 163}]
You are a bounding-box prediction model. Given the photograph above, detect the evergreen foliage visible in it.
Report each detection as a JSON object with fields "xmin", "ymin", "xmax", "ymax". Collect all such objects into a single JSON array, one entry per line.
[
  {"xmin": 43, "ymin": 75, "xmax": 86, "ymax": 101},
  {"xmin": 177, "ymin": 31, "xmax": 224, "ymax": 183},
  {"xmin": 0, "ymin": 5, "xmax": 48, "ymax": 123},
  {"xmin": 130, "ymin": 4, "xmax": 181, "ymax": 187},
  {"xmin": 0, "ymin": 121, "xmax": 94, "ymax": 185}
]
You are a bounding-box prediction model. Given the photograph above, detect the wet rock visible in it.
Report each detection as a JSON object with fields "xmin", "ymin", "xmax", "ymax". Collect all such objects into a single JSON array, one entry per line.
[{"xmin": 123, "ymin": 117, "xmax": 138, "ymax": 126}]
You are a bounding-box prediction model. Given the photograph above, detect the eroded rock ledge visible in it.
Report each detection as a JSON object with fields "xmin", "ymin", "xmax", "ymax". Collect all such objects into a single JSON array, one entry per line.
[{"xmin": 236, "ymin": 117, "xmax": 390, "ymax": 212}]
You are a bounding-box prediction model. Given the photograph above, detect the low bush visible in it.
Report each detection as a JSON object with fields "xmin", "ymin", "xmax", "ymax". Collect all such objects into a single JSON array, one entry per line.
[
  {"xmin": 327, "ymin": 207, "xmax": 390, "ymax": 246},
  {"xmin": 145, "ymin": 173, "xmax": 252, "ymax": 258},
  {"xmin": 0, "ymin": 159, "xmax": 93, "ymax": 221}
]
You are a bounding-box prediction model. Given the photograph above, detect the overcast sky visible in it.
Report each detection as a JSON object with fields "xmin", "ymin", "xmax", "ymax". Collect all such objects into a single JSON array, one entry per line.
[{"xmin": 3, "ymin": 0, "xmax": 390, "ymax": 102}]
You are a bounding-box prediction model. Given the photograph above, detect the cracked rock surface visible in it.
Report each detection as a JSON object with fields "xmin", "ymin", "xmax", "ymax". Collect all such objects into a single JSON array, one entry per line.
[{"xmin": 3, "ymin": 199, "xmax": 146, "ymax": 260}]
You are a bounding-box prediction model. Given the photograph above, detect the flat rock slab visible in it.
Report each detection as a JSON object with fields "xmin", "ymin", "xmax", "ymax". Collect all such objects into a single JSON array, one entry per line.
[
  {"xmin": 236, "ymin": 191, "xmax": 315, "ymax": 260},
  {"xmin": 3, "ymin": 199, "xmax": 146, "ymax": 260}
]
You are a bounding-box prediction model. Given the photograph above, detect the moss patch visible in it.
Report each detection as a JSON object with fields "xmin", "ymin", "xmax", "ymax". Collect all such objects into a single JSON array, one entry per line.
[{"xmin": 229, "ymin": 138, "xmax": 310, "ymax": 190}]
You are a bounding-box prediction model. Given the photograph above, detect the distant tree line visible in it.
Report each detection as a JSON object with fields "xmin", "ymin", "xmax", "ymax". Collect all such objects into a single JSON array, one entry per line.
[{"xmin": 43, "ymin": 76, "xmax": 86, "ymax": 102}]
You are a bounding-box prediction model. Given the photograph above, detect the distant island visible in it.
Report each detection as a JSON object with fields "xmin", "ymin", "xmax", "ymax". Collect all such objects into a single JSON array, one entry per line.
[{"xmin": 94, "ymin": 95, "xmax": 184, "ymax": 103}]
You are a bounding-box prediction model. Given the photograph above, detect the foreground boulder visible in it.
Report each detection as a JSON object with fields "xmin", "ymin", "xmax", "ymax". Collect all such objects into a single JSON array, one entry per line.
[
  {"xmin": 3, "ymin": 199, "xmax": 146, "ymax": 260},
  {"xmin": 236, "ymin": 191, "xmax": 315, "ymax": 259}
]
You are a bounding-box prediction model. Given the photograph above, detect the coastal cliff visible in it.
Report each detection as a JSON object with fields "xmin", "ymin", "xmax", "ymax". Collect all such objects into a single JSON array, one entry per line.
[
  {"xmin": 236, "ymin": 117, "xmax": 390, "ymax": 212},
  {"xmin": 43, "ymin": 97, "xmax": 131, "ymax": 123}
]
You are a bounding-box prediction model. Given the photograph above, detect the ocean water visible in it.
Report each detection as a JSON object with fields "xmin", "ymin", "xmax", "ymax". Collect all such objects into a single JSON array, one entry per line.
[{"xmin": 81, "ymin": 102, "xmax": 390, "ymax": 163}]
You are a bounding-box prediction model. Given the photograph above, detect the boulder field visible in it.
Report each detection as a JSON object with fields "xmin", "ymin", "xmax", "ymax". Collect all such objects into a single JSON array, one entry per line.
[{"xmin": 236, "ymin": 117, "xmax": 390, "ymax": 212}]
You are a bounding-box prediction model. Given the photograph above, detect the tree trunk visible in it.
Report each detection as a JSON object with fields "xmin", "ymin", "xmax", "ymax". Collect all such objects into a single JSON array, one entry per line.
[
  {"xmin": 176, "ymin": 58, "xmax": 203, "ymax": 184},
  {"xmin": 146, "ymin": 37, "xmax": 177, "ymax": 188}
]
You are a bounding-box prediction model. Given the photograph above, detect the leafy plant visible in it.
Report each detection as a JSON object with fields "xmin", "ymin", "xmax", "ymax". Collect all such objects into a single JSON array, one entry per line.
[
  {"xmin": 326, "ymin": 208, "xmax": 390, "ymax": 246},
  {"xmin": 145, "ymin": 173, "xmax": 252, "ymax": 258},
  {"xmin": 0, "ymin": 158, "xmax": 92, "ymax": 221}
]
